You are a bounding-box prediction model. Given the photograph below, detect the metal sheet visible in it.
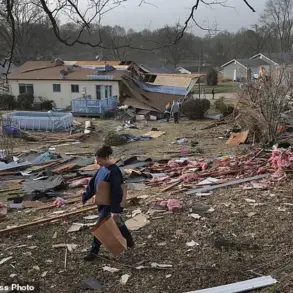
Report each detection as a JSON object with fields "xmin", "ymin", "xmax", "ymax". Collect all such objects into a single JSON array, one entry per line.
[
  {"xmin": 184, "ymin": 276, "xmax": 277, "ymax": 293},
  {"xmin": 186, "ymin": 174, "xmax": 270, "ymax": 195}
]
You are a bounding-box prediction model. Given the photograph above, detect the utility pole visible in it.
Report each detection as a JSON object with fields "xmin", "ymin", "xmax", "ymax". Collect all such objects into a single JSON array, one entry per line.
[{"xmin": 198, "ymin": 48, "xmax": 201, "ymax": 74}]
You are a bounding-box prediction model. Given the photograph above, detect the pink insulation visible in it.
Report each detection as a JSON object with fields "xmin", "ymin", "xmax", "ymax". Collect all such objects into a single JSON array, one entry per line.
[
  {"xmin": 269, "ymin": 148, "xmax": 293, "ymax": 169},
  {"xmin": 69, "ymin": 177, "xmax": 92, "ymax": 188},
  {"xmin": 54, "ymin": 197, "xmax": 66, "ymax": 207},
  {"xmin": 159, "ymin": 199, "xmax": 182, "ymax": 212},
  {"xmin": 179, "ymin": 173, "xmax": 198, "ymax": 183}
]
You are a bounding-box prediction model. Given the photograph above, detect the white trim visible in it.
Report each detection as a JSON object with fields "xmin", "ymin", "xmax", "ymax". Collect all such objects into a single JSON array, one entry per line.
[
  {"xmin": 221, "ymin": 59, "xmax": 247, "ymax": 69},
  {"xmin": 250, "ymin": 53, "xmax": 278, "ymax": 65}
]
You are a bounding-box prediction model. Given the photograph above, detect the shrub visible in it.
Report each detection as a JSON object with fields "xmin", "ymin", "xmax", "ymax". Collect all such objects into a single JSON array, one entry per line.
[
  {"xmin": 206, "ymin": 68, "xmax": 218, "ymax": 86},
  {"xmin": 17, "ymin": 94, "xmax": 34, "ymax": 110},
  {"xmin": 104, "ymin": 131, "xmax": 127, "ymax": 146},
  {"xmin": 214, "ymin": 96, "xmax": 234, "ymax": 116},
  {"xmin": 0, "ymin": 94, "xmax": 16, "ymax": 110},
  {"xmin": 182, "ymin": 98, "xmax": 211, "ymax": 119},
  {"xmin": 38, "ymin": 97, "xmax": 55, "ymax": 111}
]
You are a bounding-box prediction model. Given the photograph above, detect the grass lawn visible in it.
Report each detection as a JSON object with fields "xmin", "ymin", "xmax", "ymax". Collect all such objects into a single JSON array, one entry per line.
[{"xmin": 192, "ymin": 82, "xmax": 240, "ymax": 94}]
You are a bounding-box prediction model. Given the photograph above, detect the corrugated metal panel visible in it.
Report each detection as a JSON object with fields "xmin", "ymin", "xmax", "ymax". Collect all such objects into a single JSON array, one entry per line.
[{"xmin": 184, "ymin": 276, "xmax": 277, "ymax": 293}]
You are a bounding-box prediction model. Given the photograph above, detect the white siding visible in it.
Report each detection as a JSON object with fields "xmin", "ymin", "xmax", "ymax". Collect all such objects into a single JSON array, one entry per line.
[{"xmin": 9, "ymin": 79, "xmax": 120, "ymax": 108}]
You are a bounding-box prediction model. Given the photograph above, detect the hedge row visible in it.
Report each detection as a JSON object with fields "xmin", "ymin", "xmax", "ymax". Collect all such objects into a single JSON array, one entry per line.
[{"xmin": 0, "ymin": 94, "xmax": 55, "ymax": 111}]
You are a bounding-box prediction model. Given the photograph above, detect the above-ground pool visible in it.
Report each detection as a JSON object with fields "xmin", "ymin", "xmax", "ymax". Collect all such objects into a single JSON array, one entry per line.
[{"xmin": 5, "ymin": 111, "xmax": 73, "ymax": 131}]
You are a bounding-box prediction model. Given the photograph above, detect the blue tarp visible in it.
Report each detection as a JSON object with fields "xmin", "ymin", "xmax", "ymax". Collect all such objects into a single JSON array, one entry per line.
[{"xmin": 135, "ymin": 80, "xmax": 187, "ymax": 96}]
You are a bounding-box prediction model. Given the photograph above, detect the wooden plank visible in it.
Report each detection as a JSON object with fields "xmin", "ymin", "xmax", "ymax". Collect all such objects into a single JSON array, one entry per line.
[
  {"xmin": 143, "ymin": 131, "xmax": 165, "ymax": 139},
  {"xmin": 184, "ymin": 276, "xmax": 277, "ymax": 293},
  {"xmin": 79, "ymin": 163, "xmax": 99, "ymax": 171},
  {"xmin": 186, "ymin": 174, "xmax": 271, "ymax": 195},
  {"xmin": 0, "ymin": 206, "xmax": 97, "ymax": 235},
  {"xmin": 226, "ymin": 130, "xmax": 249, "ymax": 146},
  {"xmin": 161, "ymin": 180, "xmax": 182, "ymax": 192},
  {"xmin": 53, "ymin": 163, "xmax": 77, "ymax": 174}
]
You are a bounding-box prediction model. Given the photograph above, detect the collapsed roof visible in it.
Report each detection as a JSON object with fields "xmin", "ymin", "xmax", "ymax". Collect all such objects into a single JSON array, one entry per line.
[{"xmin": 120, "ymin": 75, "xmax": 185, "ymax": 113}]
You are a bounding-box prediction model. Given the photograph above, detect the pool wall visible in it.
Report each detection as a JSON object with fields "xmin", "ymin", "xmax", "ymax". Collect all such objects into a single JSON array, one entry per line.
[{"xmin": 5, "ymin": 111, "xmax": 73, "ymax": 131}]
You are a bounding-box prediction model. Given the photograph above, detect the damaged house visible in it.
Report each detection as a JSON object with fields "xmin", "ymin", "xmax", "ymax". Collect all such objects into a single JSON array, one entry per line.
[
  {"xmin": 8, "ymin": 59, "xmax": 199, "ymax": 116},
  {"xmin": 8, "ymin": 59, "xmax": 132, "ymax": 109},
  {"xmin": 120, "ymin": 64, "xmax": 201, "ymax": 115}
]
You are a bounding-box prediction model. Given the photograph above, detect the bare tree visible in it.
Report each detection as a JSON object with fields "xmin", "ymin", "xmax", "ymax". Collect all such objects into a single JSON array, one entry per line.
[
  {"xmin": 261, "ymin": 0, "xmax": 293, "ymax": 53},
  {"xmin": 239, "ymin": 66, "xmax": 292, "ymax": 143},
  {"xmin": 0, "ymin": 0, "xmax": 255, "ymax": 73}
]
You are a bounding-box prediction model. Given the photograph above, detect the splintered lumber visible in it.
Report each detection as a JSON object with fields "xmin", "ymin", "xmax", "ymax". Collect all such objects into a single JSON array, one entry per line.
[
  {"xmin": 0, "ymin": 206, "xmax": 97, "ymax": 235},
  {"xmin": 186, "ymin": 174, "xmax": 270, "ymax": 195},
  {"xmin": 184, "ymin": 276, "xmax": 277, "ymax": 293},
  {"xmin": 161, "ymin": 180, "xmax": 182, "ymax": 192},
  {"xmin": 53, "ymin": 163, "xmax": 77, "ymax": 174}
]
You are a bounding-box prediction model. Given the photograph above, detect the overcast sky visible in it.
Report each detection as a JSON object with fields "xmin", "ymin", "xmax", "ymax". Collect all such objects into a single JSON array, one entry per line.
[{"xmin": 99, "ymin": 0, "xmax": 266, "ymax": 35}]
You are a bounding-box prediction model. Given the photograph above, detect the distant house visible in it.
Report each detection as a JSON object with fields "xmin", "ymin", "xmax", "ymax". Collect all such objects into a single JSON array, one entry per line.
[
  {"xmin": 8, "ymin": 60, "xmax": 131, "ymax": 108},
  {"xmin": 221, "ymin": 58, "xmax": 270, "ymax": 81}
]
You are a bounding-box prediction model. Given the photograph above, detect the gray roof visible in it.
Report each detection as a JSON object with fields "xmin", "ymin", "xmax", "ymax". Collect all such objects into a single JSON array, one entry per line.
[
  {"xmin": 235, "ymin": 59, "xmax": 269, "ymax": 68},
  {"xmin": 139, "ymin": 64, "xmax": 179, "ymax": 74}
]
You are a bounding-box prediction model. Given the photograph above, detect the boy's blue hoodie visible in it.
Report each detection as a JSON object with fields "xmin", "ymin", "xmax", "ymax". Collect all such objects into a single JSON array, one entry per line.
[{"xmin": 82, "ymin": 164, "xmax": 123, "ymax": 213}]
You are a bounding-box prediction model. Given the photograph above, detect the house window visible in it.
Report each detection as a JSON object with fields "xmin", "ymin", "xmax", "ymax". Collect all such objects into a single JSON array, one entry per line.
[
  {"xmin": 53, "ymin": 84, "xmax": 61, "ymax": 92},
  {"xmin": 96, "ymin": 85, "xmax": 102, "ymax": 100},
  {"xmin": 71, "ymin": 84, "xmax": 79, "ymax": 93},
  {"xmin": 96, "ymin": 85, "xmax": 113, "ymax": 99},
  {"xmin": 105, "ymin": 85, "xmax": 112, "ymax": 98},
  {"xmin": 19, "ymin": 83, "xmax": 34, "ymax": 95}
]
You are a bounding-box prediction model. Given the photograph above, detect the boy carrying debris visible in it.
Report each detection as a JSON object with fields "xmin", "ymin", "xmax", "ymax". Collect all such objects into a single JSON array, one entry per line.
[{"xmin": 81, "ymin": 145, "xmax": 134, "ymax": 261}]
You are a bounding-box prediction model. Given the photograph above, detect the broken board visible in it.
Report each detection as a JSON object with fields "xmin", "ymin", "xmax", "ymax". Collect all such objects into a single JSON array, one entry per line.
[
  {"xmin": 226, "ymin": 130, "xmax": 249, "ymax": 146},
  {"xmin": 184, "ymin": 275, "xmax": 277, "ymax": 293},
  {"xmin": 143, "ymin": 131, "xmax": 165, "ymax": 139}
]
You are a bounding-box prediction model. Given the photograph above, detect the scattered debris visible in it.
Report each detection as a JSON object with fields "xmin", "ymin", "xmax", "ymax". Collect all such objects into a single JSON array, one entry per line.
[
  {"xmin": 0, "ymin": 256, "xmax": 13, "ymax": 265},
  {"xmin": 54, "ymin": 197, "xmax": 66, "ymax": 207},
  {"xmin": 189, "ymin": 214, "xmax": 201, "ymax": 220},
  {"xmin": 102, "ymin": 266, "xmax": 120, "ymax": 273},
  {"xmin": 79, "ymin": 277, "xmax": 102, "ymax": 291},
  {"xmin": 83, "ymin": 215, "xmax": 99, "ymax": 220},
  {"xmin": 186, "ymin": 240, "xmax": 199, "ymax": 247},
  {"xmin": 159, "ymin": 199, "xmax": 182, "ymax": 212},
  {"xmin": 120, "ymin": 274, "xmax": 131, "ymax": 285},
  {"xmin": 125, "ymin": 214, "xmax": 150, "ymax": 231},
  {"xmin": 226, "ymin": 130, "xmax": 249, "ymax": 146},
  {"xmin": 33, "ymin": 265, "xmax": 40, "ymax": 271},
  {"xmin": 151, "ymin": 263, "xmax": 173, "ymax": 269},
  {"xmin": 67, "ymin": 223, "xmax": 84, "ymax": 233},
  {"xmin": 53, "ymin": 243, "xmax": 77, "ymax": 252}
]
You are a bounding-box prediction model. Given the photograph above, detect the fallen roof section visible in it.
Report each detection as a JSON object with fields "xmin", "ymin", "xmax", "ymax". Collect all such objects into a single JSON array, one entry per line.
[
  {"xmin": 120, "ymin": 75, "xmax": 184, "ymax": 112},
  {"xmin": 184, "ymin": 276, "xmax": 277, "ymax": 293}
]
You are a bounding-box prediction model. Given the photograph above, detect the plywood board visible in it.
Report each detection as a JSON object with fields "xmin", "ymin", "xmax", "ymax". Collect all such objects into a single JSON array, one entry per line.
[
  {"xmin": 143, "ymin": 131, "xmax": 165, "ymax": 139},
  {"xmin": 226, "ymin": 130, "xmax": 249, "ymax": 146}
]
